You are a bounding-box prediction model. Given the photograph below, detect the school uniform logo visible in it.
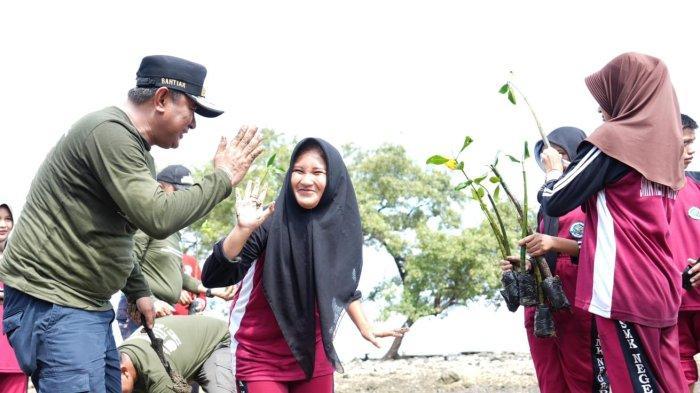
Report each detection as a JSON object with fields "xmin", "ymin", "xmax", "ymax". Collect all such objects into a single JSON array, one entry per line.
[
  {"xmin": 688, "ymin": 206, "xmax": 700, "ymax": 220},
  {"xmin": 590, "ymin": 321, "xmax": 611, "ymax": 392},
  {"xmin": 615, "ymin": 321, "xmax": 660, "ymax": 392},
  {"xmin": 569, "ymin": 221, "xmax": 585, "ymax": 239}
]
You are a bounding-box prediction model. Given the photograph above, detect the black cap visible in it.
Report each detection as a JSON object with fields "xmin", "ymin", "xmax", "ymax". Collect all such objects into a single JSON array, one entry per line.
[
  {"xmin": 136, "ymin": 55, "xmax": 224, "ymax": 118},
  {"xmin": 156, "ymin": 165, "xmax": 194, "ymax": 190}
]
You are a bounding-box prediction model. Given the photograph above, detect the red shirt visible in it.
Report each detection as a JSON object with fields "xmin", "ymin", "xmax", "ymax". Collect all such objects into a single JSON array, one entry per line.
[
  {"xmin": 173, "ymin": 253, "xmax": 205, "ymax": 316},
  {"xmin": 669, "ymin": 174, "xmax": 700, "ymax": 311},
  {"xmin": 228, "ymin": 253, "xmax": 334, "ymax": 381},
  {"xmin": 576, "ymin": 171, "xmax": 680, "ymax": 327}
]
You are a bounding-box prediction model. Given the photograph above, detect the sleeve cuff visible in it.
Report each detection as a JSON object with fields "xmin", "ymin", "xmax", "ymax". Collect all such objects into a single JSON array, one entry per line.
[
  {"xmin": 349, "ymin": 290, "xmax": 362, "ymax": 303},
  {"xmin": 214, "ymin": 240, "xmax": 241, "ymax": 264},
  {"xmin": 545, "ymin": 169, "xmax": 563, "ymax": 183},
  {"xmin": 214, "ymin": 168, "xmax": 234, "ymax": 192},
  {"xmin": 124, "ymin": 289, "xmax": 152, "ymax": 302}
]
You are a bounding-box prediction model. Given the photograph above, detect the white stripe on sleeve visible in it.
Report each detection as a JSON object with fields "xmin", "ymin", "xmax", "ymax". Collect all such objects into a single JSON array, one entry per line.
[{"xmin": 542, "ymin": 147, "xmax": 601, "ymax": 197}]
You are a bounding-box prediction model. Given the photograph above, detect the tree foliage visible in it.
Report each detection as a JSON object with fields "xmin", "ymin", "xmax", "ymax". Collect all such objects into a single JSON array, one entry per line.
[
  {"xmin": 348, "ymin": 144, "xmax": 523, "ymax": 357},
  {"xmin": 374, "ymin": 201, "xmax": 522, "ymax": 322},
  {"xmin": 345, "ymin": 144, "xmax": 464, "ymax": 280}
]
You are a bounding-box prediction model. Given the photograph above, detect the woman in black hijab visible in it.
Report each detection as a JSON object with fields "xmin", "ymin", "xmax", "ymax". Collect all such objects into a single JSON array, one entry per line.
[
  {"xmin": 202, "ymin": 138, "xmax": 405, "ymax": 393},
  {"xmin": 499, "ymin": 127, "xmax": 609, "ymax": 392}
]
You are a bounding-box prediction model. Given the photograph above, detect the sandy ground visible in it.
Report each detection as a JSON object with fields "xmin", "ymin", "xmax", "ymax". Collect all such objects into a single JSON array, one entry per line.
[
  {"xmin": 25, "ymin": 352, "xmax": 700, "ymax": 392},
  {"xmin": 27, "ymin": 352, "xmax": 537, "ymax": 393},
  {"xmin": 335, "ymin": 352, "xmax": 538, "ymax": 393}
]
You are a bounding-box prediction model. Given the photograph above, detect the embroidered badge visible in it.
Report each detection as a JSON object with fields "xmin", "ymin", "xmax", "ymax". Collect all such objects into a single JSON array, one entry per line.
[
  {"xmin": 689, "ymin": 207, "xmax": 700, "ymax": 220},
  {"xmin": 569, "ymin": 221, "xmax": 584, "ymax": 239}
]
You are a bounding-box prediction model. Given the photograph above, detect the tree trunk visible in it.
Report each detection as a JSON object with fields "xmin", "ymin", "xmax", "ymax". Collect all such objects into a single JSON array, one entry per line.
[{"xmin": 382, "ymin": 317, "xmax": 414, "ymax": 360}]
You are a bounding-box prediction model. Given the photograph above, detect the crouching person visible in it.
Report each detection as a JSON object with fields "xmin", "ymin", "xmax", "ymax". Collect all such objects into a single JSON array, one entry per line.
[{"xmin": 119, "ymin": 315, "xmax": 234, "ymax": 393}]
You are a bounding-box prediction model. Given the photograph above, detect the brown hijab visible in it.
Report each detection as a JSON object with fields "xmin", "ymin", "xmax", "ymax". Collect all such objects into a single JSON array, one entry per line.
[{"xmin": 585, "ymin": 52, "xmax": 684, "ymax": 190}]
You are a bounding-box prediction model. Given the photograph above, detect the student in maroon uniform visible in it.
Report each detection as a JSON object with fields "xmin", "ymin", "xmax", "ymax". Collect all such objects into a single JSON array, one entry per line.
[
  {"xmin": 540, "ymin": 53, "xmax": 686, "ymax": 392},
  {"xmin": 670, "ymin": 114, "xmax": 700, "ymax": 391},
  {"xmin": 201, "ymin": 138, "xmax": 406, "ymax": 393},
  {"xmin": 0, "ymin": 204, "xmax": 28, "ymax": 393},
  {"xmin": 501, "ymin": 127, "xmax": 609, "ymax": 392}
]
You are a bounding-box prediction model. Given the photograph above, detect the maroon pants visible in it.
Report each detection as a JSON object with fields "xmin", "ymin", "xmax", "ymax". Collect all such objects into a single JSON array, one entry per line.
[
  {"xmin": 595, "ymin": 316, "xmax": 685, "ymax": 393},
  {"xmin": 236, "ymin": 374, "xmax": 334, "ymax": 393},
  {"xmin": 525, "ymin": 306, "xmax": 608, "ymax": 392},
  {"xmin": 0, "ymin": 373, "xmax": 28, "ymax": 393},
  {"xmin": 678, "ymin": 311, "xmax": 700, "ymax": 386}
]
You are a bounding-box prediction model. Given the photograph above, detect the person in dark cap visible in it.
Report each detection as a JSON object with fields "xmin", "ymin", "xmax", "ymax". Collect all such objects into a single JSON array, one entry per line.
[
  {"xmin": 0, "ymin": 55, "xmax": 263, "ymax": 392},
  {"xmin": 117, "ymin": 165, "xmax": 236, "ymax": 339}
]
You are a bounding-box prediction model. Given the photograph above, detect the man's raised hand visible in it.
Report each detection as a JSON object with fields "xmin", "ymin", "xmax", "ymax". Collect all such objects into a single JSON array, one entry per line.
[{"xmin": 213, "ymin": 126, "xmax": 264, "ymax": 187}]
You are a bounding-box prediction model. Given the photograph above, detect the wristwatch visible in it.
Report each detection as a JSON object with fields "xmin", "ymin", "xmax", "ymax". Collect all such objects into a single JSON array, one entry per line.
[{"xmin": 205, "ymin": 288, "xmax": 213, "ymax": 298}]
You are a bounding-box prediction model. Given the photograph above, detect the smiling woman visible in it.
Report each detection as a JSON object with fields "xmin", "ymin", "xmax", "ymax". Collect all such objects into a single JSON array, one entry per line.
[
  {"xmin": 200, "ymin": 138, "xmax": 407, "ymax": 393},
  {"xmin": 291, "ymin": 143, "xmax": 328, "ymax": 209}
]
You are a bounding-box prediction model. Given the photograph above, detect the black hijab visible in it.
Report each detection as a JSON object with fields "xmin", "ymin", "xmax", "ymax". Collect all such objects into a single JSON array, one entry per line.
[
  {"xmin": 263, "ymin": 138, "xmax": 363, "ymax": 378},
  {"xmin": 534, "ymin": 127, "xmax": 586, "ymax": 273}
]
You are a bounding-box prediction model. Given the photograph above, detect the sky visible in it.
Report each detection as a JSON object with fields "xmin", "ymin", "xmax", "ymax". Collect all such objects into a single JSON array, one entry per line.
[{"xmin": 3, "ymin": 0, "xmax": 700, "ymax": 356}]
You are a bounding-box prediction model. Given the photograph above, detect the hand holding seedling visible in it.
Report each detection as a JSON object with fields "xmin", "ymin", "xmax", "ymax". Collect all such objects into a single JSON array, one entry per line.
[
  {"xmin": 519, "ymin": 233, "xmax": 556, "ymax": 257},
  {"xmin": 499, "ymin": 256, "xmax": 531, "ymax": 272}
]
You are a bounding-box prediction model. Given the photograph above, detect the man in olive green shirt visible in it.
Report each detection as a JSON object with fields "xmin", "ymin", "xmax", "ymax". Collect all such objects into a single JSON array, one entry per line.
[
  {"xmin": 117, "ymin": 165, "xmax": 235, "ymax": 339},
  {"xmin": 119, "ymin": 316, "xmax": 233, "ymax": 393},
  {"xmin": 0, "ymin": 55, "xmax": 262, "ymax": 392}
]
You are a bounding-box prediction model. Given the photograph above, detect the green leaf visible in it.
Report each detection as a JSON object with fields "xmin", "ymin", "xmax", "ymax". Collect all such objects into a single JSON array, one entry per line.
[
  {"xmin": 426, "ymin": 155, "xmax": 450, "ymax": 165},
  {"xmin": 460, "ymin": 136, "xmax": 474, "ymax": 153},
  {"xmin": 523, "ymin": 141, "xmax": 530, "ymax": 160},
  {"xmin": 498, "ymin": 83, "xmax": 509, "ymax": 94},
  {"xmin": 266, "ymin": 153, "xmax": 277, "ymax": 167},
  {"xmin": 455, "ymin": 181, "xmax": 471, "ymax": 191},
  {"xmin": 457, "ymin": 161, "xmax": 465, "ymax": 170},
  {"xmin": 492, "ymin": 155, "xmax": 499, "ymax": 167},
  {"xmin": 493, "ymin": 185, "xmax": 501, "ymax": 201},
  {"xmin": 507, "ymin": 89, "xmax": 517, "ymax": 105},
  {"xmin": 506, "ymin": 155, "xmax": 521, "ymax": 163},
  {"xmin": 471, "ymin": 188, "xmax": 484, "ymax": 200},
  {"xmin": 489, "ymin": 176, "xmax": 500, "ymax": 184},
  {"xmin": 474, "ymin": 175, "xmax": 487, "ymax": 184}
]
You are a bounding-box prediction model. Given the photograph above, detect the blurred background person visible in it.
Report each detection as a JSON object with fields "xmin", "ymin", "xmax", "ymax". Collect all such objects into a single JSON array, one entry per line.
[{"xmin": 0, "ymin": 203, "xmax": 28, "ymax": 393}]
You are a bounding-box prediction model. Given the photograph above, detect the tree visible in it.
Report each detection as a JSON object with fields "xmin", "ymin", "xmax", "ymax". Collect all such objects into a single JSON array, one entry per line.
[
  {"xmin": 347, "ymin": 144, "xmax": 509, "ymax": 358},
  {"xmin": 367, "ymin": 199, "xmax": 521, "ymax": 358},
  {"xmin": 346, "ymin": 144, "xmax": 464, "ymax": 279}
]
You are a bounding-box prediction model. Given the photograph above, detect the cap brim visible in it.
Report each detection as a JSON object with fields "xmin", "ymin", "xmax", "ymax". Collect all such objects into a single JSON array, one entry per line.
[{"xmin": 187, "ymin": 94, "xmax": 224, "ymax": 118}]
